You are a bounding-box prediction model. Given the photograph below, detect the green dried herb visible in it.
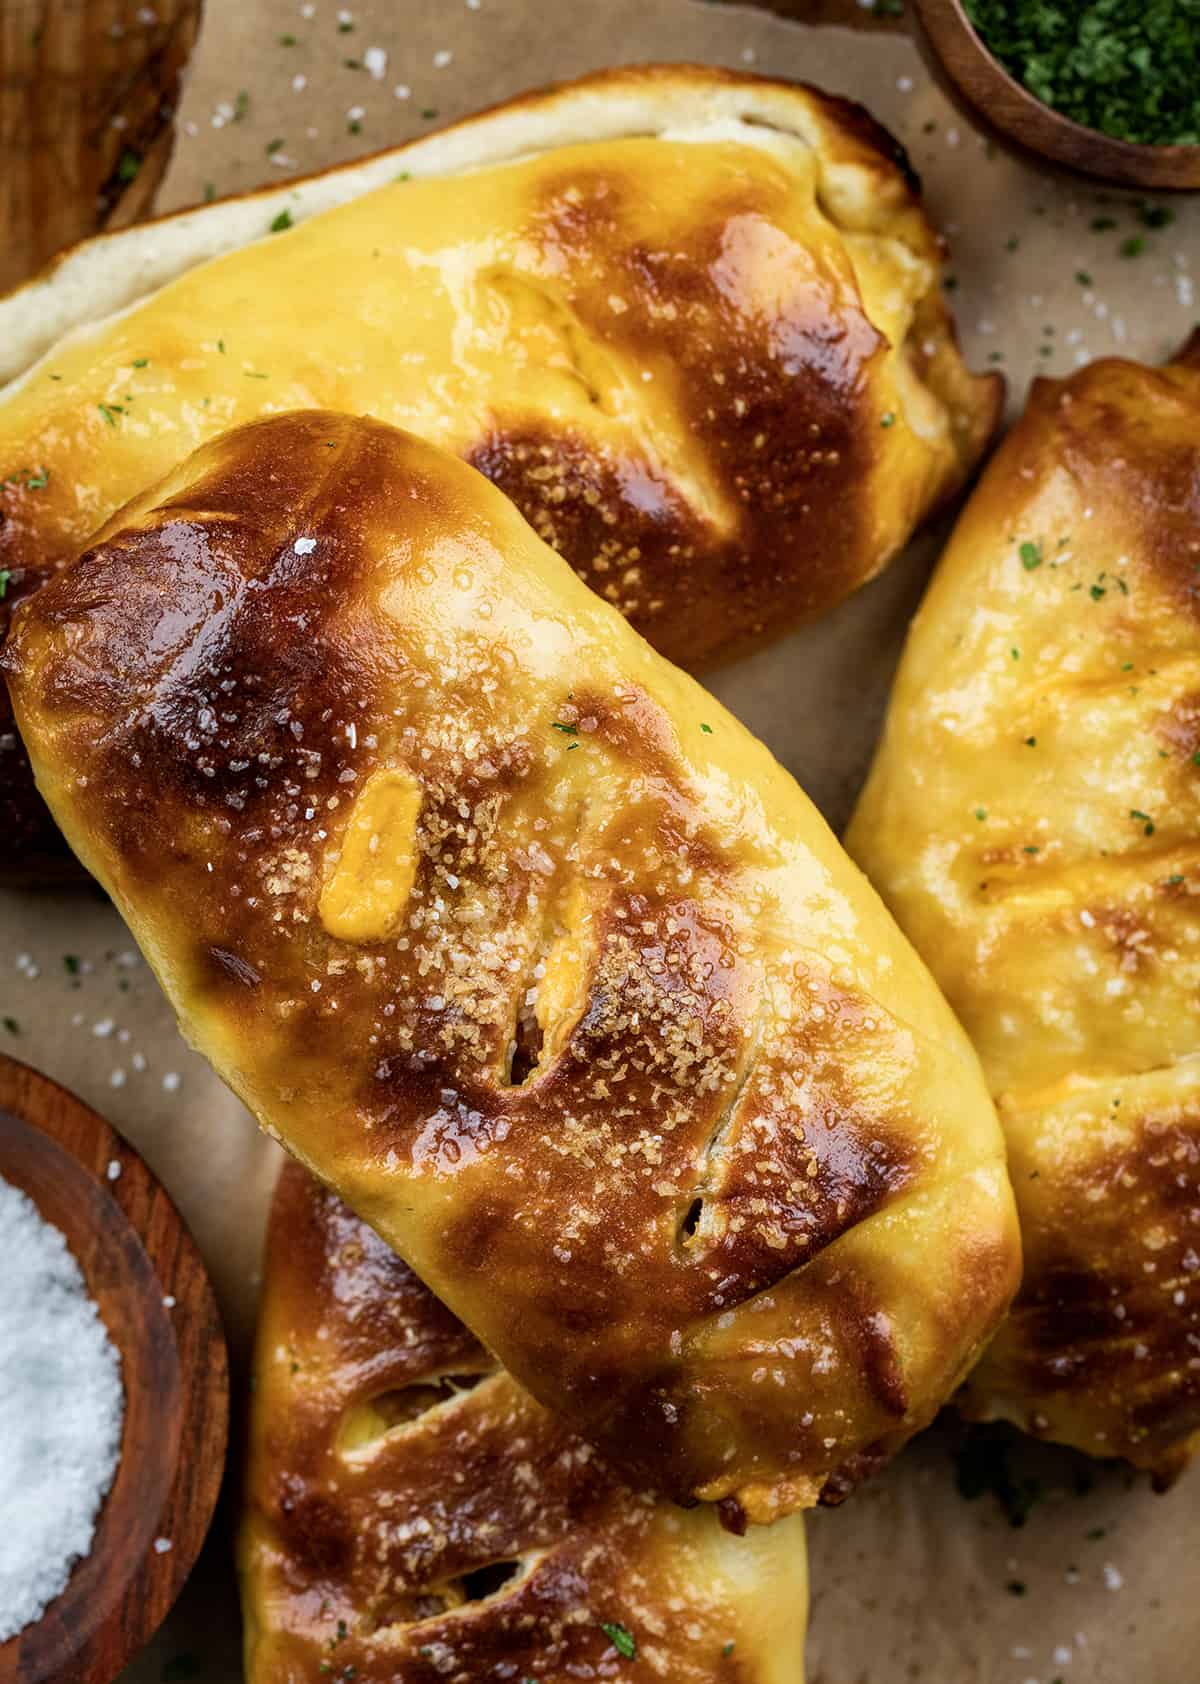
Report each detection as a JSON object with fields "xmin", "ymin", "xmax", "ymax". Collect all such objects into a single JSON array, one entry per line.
[
  {"xmin": 963, "ymin": 1, "xmax": 1200, "ymax": 145},
  {"xmin": 601, "ymin": 1622, "xmax": 636, "ymax": 1660}
]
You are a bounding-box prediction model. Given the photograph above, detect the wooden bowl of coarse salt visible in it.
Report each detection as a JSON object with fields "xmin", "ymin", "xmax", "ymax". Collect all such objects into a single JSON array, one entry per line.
[{"xmin": 0, "ymin": 1055, "xmax": 228, "ymax": 1684}]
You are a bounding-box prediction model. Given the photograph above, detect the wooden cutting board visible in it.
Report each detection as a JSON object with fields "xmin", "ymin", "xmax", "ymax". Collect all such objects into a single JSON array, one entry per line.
[{"xmin": 0, "ymin": 0, "xmax": 905, "ymax": 295}]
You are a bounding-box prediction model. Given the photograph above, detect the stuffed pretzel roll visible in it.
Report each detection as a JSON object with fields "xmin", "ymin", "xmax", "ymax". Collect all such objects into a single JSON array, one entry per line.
[
  {"xmin": 0, "ymin": 63, "xmax": 1000, "ymax": 869},
  {"xmin": 7, "ymin": 409, "xmax": 1019, "ymax": 1521},
  {"xmin": 848, "ymin": 339, "xmax": 1200, "ymax": 1475},
  {"xmin": 241, "ymin": 1159, "xmax": 809, "ymax": 1683}
]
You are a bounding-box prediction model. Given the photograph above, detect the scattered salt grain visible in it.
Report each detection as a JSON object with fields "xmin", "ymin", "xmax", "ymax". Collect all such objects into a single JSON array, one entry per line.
[
  {"xmin": 293, "ymin": 536, "xmax": 317, "ymax": 555},
  {"xmin": 363, "ymin": 45, "xmax": 387, "ymax": 78},
  {"xmin": 162, "ymin": 1072, "xmax": 181, "ymax": 1093},
  {"xmin": 105, "ymin": 1160, "xmax": 121, "ymax": 1181},
  {"xmin": 153, "ymin": 1537, "xmax": 173, "ymax": 1554},
  {"xmin": 0, "ymin": 1178, "xmax": 124, "ymax": 1641}
]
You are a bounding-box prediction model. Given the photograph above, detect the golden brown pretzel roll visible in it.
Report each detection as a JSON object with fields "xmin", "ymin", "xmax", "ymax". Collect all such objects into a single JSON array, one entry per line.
[
  {"xmin": 7, "ymin": 409, "xmax": 1019, "ymax": 1521},
  {"xmin": 848, "ymin": 339, "xmax": 1200, "ymax": 1476},
  {"xmin": 0, "ymin": 64, "xmax": 1000, "ymax": 870},
  {"xmin": 242, "ymin": 1160, "xmax": 809, "ymax": 1682}
]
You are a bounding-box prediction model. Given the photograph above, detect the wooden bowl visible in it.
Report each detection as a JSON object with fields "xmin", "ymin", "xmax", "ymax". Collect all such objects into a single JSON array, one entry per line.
[
  {"xmin": 0, "ymin": 1056, "xmax": 228, "ymax": 1684},
  {"xmin": 913, "ymin": 0, "xmax": 1200, "ymax": 190}
]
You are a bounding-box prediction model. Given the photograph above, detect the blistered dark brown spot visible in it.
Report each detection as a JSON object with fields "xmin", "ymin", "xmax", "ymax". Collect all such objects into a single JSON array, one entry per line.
[{"xmin": 818, "ymin": 1439, "xmax": 894, "ymax": 1507}]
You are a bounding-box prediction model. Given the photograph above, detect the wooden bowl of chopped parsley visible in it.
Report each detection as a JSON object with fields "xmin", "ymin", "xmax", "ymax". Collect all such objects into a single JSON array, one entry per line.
[{"xmin": 913, "ymin": 0, "xmax": 1200, "ymax": 188}]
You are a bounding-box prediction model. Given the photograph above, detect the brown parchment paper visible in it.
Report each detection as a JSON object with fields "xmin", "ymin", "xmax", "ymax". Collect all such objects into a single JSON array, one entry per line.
[{"xmin": 4, "ymin": 1, "xmax": 1199, "ymax": 1679}]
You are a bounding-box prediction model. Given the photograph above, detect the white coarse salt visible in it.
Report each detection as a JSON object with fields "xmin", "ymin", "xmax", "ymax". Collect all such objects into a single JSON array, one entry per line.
[{"xmin": 0, "ymin": 1178, "xmax": 124, "ymax": 1641}]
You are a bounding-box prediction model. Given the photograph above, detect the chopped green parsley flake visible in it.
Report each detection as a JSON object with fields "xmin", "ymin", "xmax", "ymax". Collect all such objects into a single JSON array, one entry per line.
[
  {"xmin": 116, "ymin": 148, "xmax": 141, "ymax": 184},
  {"xmin": 270, "ymin": 209, "xmax": 293, "ymax": 232},
  {"xmin": 551, "ymin": 721, "xmax": 578, "ymax": 735},
  {"xmin": 1131, "ymin": 809, "xmax": 1155, "ymax": 835},
  {"xmin": 880, "ymin": 411, "xmax": 896, "ymax": 428},
  {"xmin": 962, "ymin": 1, "xmax": 1200, "ymax": 144},
  {"xmin": 600, "ymin": 1622, "xmax": 636, "ymax": 1660},
  {"xmin": 1019, "ymin": 540, "xmax": 1042, "ymax": 570},
  {"xmin": 1137, "ymin": 201, "xmax": 1174, "ymax": 229}
]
